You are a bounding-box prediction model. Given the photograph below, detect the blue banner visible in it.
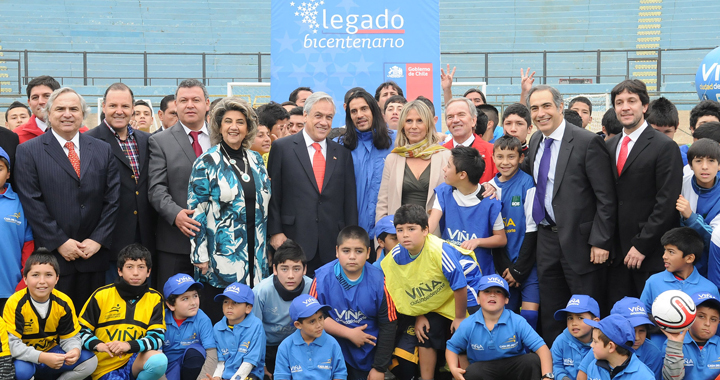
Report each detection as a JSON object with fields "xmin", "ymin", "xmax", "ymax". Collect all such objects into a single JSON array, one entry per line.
[
  {"xmin": 696, "ymin": 47, "xmax": 720, "ymax": 101},
  {"xmin": 271, "ymin": 0, "xmax": 441, "ymax": 129}
]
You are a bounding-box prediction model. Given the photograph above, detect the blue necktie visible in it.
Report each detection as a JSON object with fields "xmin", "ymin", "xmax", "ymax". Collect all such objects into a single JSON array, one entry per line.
[{"xmin": 533, "ymin": 137, "xmax": 554, "ymax": 224}]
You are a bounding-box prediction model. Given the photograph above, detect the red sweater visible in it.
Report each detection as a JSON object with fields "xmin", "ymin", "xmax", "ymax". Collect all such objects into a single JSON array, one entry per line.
[{"xmin": 442, "ymin": 133, "xmax": 498, "ymax": 184}]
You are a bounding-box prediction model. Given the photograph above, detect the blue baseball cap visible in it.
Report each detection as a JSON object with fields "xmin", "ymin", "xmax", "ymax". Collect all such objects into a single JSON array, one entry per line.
[
  {"xmin": 213, "ymin": 283, "xmax": 254, "ymax": 305},
  {"xmin": 375, "ymin": 215, "xmax": 396, "ymax": 240},
  {"xmin": 584, "ymin": 315, "xmax": 636, "ymax": 353},
  {"xmin": 611, "ymin": 297, "xmax": 654, "ymax": 327},
  {"xmin": 163, "ymin": 273, "xmax": 203, "ymax": 299},
  {"xmin": 0, "ymin": 147, "xmax": 10, "ymax": 167},
  {"xmin": 554, "ymin": 294, "xmax": 600, "ymax": 321},
  {"xmin": 289, "ymin": 294, "xmax": 331, "ymax": 322},
  {"xmin": 692, "ymin": 291, "xmax": 720, "ymax": 310},
  {"xmin": 477, "ymin": 274, "xmax": 510, "ymax": 297}
]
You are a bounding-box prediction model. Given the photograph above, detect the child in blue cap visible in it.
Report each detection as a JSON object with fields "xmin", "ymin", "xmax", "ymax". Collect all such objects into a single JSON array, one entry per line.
[
  {"xmin": 373, "ymin": 215, "xmax": 397, "ymax": 269},
  {"xmin": 162, "ymin": 273, "xmax": 217, "ymax": 380},
  {"xmin": 273, "ymin": 294, "xmax": 347, "ymax": 380},
  {"xmin": 609, "ymin": 297, "xmax": 662, "ymax": 379},
  {"xmin": 550, "ymin": 295, "xmax": 600, "ymax": 380},
  {"xmin": 446, "ymin": 274, "xmax": 553, "ymax": 380},
  {"xmin": 662, "ymin": 291, "xmax": 720, "ymax": 380},
  {"xmin": 583, "ymin": 315, "xmax": 654, "ymax": 380},
  {"xmin": 211, "ymin": 283, "xmax": 265, "ymax": 380}
]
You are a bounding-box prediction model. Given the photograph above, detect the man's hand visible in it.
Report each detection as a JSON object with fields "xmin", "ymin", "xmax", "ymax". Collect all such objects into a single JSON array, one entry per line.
[
  {"xmin": 441, "ymin": 64, "xmax": 456, "ymax": 92},
  {"xmin": 624, "ymin": 246, "xmax": 645, "ymax": 270},
  {"xmin": 590, "ymin": 246, "xmax": 609, "ymax": 265},
  {"xmin": 95, "ymin": 343, "xmax": 113, "ymax": 357},
  {"xmin": 64, "ymin": 348, "xmax": 81, "ymax": 365},
  {"xmin": 58, "ymin": 239, "xmax": 83, "ymax": 261},
  {"xmin": 106, "ymin": 341, "xmax": 131, "ymax": 355},
  {"xmin": 368, "ymin": 368, "xmax": 385, "ymax": 380},
  {"xmin": 347, "ymin": 324, "xmax": 377, "ymax": 348},
  {"xmin": 194, "ymin": 261, "xmax": 210, "ymax": 275},
  {"xmin": 270, "ymin": 233, "xmax": 288, "ymax": 250},
  {"xmin": 502, "ymin": 268, "xmax": 520, "ymax": 288},
  {"xmin": 79, "ymin": 239, "xmax": 101, "ymax": 259},
  {"xmin": 460, "ymin": 239, "xmax": 480, "ymax": 251},
  {"xmin": 175, "ymin": 209, "xmax": 201, "ymax": 237},
  {"xmin": 38, "ymin": 352, "xmax": 66, "ymax": 369},
  {"xmin": 676, "ymin": 195, "xmax": 692, "ymax": 219},
  {"xmin": 415, "ymin": 315, "xmax": 430, "ymax": 344},
  {"xmin": 520, "ymin": 67, "xmax": 536, "ymax": 94}
]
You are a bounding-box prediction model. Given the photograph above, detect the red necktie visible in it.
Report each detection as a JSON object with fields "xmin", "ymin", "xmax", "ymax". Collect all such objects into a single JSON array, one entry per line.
[
  {"xmin": 65, "ymin": 142, "xmax": 80, "ymax": 178},
  {"xmin": 616, "ymin": 136, "xmax": 631, "ymax": 176},
  {"xmin": 189, "ymin": 131, "xmax": 203, "ymax": 157},
  {"xmin": 312, "ymin": 143, "xmax": 325, "ymax": 193}
]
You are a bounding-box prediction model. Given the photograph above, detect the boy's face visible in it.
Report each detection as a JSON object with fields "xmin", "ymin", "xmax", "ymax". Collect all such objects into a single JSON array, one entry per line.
[
  {"xmin": 167, "ymin": 289, "xmax": 200, "ymax": 320},
  {"xmin": 222, "ymin": 298, "xmax": 252, "ymax": 325},
  {"xmin": 293, "ymin": 310, "xmax": 325, "ymax": 340},
  {"xmin": 336, "ymin": 238, "xmax": 370, "ymax": 278},
  {"xmin": 273, "ymin": 260, "xmax": 306, "ymax": 291},
  {"xmin": 691, "ymin": 156, "xmax": 719, "ymax": 189},
  {"xmin": 591, "ymin": 329, "xmax": 611, "ymax": 361},
  {"xmin": 0, "ymin": 161, "xmax": 9, "ymax": 188},
  {"xmin": 493, "ymin": 147, "xmax": 523, "ymax": 181},
  {"xmin": 690, "ymin": 305, "xmax": 720, "ymax": 342},
  {"xmin": 378, "ymin": 233, "xmax": 399, "ymax": 252},
  {"xmin": 478, "ymin": 287, "xmax": 508, "ymax": 313},
  {"xmin": 662, "ymin": 244, "xmax": 693, "ymax": 274},
  {"xmin": 632, "ymin": 325, "xmax": 647, "ymax": 350},
  {"xmin": 395, "ymin": 223, "xmax": 429, "ymax": 255},
  {"xmin": 651, "ymin": 124, "xmax": 677, "ymax": 139},
  {"xmin": 442, "ymin": 156, "xmax": 465, "ymax": 187},
  {"xmin": 570, "ymin": 102, "xmax": 592, "ymax": 128},
  {"xmin": 502, "ymin": 114, "xmax": 531, "ymax": 143},
  {"xmin": 118, "ymin": 259, "xmax": 150, "ymax": 286},
  {"xmin": 566, "ymin": 312, "xmax": 596, "ymax": 342},
  {"xmin": 24, "ymin": 263, "xmax": 59, "ymax": 302}
]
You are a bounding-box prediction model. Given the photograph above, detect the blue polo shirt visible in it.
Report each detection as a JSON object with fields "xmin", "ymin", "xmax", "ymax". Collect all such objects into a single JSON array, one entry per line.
[
  {"xmin": 551, "ymin": 328, "xmax": 592, "ymax": 380},
  {"xmin": 252, "ymin": 274, "xmax": 312, "ymax": 346},
  {"xmin": 446, "ymin": 308, "xmax": 545, "ymax": 363},
  {"xmin": 0, "ymin": 184, "xmax": 33, "ymax": 298},
  {"xmin": 639, "ymin": 267, "xmax": 720, "ymax": 312},
  {"xmin": 583, "ymin": 353, "xmax": 654, "ymax": 380},
  {"xmin": 212, "ymin": 313, "xmax": 265, "ymax": 380},
  {"xmin": 663, "ymin": 332, "xmax": 720, "ymax": 380},
  {"xmin": 163, "ymin": 308, "xmax": 216, "ymax": 364},
  {"xmin": 579, "ymin": 340, "xmax": 662, "ymax": 380},
  {"xmin": 274, "ymin": 329, "xmax": 347, "ymax": 380}
]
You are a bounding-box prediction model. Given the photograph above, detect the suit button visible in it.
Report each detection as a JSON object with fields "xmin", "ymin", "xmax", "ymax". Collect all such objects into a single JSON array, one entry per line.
[
  {"xmin": 315, "ymin": 218, "xmax": 319, "ymax": 222},
  {"xmin": 131, "ymin": 175, "xmax": 135, "ymax": 179},
  {"xmin": 135, "ymin": 191, "xmax": 139, "ymax": 195},
  {"xmin": 619, "ymin": 201, "xmax": 624, "ymax": 205},
  {"xmin": 134, "ymin": 211, "xmax": 138, "ymax": 215},
  {"xmin": 80, "ymin": 204, "xmax": 84, "ymax": 209}
]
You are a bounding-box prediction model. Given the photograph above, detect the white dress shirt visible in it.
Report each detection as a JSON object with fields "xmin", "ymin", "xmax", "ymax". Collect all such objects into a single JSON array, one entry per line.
[
  {"xmin": 302, "ymin": 129, "xmax": 326, "ymax": 165},
  {"xmin": 51, "ymin": 129, "xmax": 80, "ymax": 159},
  {"xmin": 616, "ymin": 121, "xmax": 648, "ymax": 162},
  {"xmin": 452, "ymin": 134, "xmax": 475, "ymax": 147},
  {"xmin": 181, "ymin": 122, "xmax": 211, "ymax": 153},
  {"xmin": 36, "ymin": 117, "xmax": 48, "ymax": 132},
  {"xmin": 533, "ymin": 120, "xmax": 566, "ymax": 223}
]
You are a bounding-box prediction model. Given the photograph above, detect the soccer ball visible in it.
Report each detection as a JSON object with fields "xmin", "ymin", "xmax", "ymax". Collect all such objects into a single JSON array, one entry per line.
[{"xmin": 651, "ymin": 290, "xmax": 696, "ymax": 333}]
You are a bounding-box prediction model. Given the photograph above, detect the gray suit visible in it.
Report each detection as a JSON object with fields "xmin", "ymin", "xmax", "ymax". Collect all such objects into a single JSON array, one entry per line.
[{"xmin": 148, "ymin": 122, "xmax": 199, "ymax": 285}]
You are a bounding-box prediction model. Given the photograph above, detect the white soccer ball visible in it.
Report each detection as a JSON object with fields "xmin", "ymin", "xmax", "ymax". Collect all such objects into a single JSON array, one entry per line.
[{"xmin": 652, "ymin": 290, "xmax": 696, "ymax": 333}]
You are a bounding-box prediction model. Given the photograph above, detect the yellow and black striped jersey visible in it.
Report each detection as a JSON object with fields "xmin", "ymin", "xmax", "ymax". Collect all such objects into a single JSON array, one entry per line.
[
  {"xmin": 3, "ymin": 288, "xmax": 79, "ymax": 352},
  {"xmin": 79, "ymin": 283, "xmax": 165, "ymax": 380}
]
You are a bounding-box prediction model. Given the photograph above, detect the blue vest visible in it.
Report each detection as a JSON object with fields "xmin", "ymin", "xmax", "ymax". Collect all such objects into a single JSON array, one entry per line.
[
  {"xmin": 436, "ymin": 183, "xmax": 502, "ymax": 276},
  {"xmin": 314, "ymin": 260, "xmax": 386, "ymax": 371}
]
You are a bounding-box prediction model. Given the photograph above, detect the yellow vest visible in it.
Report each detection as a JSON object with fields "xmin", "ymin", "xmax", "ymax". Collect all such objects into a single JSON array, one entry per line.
[{"xmin": 382, "ymin": 234, "xmax": 476, "ymax": 320}]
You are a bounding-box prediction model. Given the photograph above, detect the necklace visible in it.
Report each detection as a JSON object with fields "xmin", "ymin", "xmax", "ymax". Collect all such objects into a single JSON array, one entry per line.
[{"xmin": 221, "ymin": 145, "xmax": 251, "ymax": 183}]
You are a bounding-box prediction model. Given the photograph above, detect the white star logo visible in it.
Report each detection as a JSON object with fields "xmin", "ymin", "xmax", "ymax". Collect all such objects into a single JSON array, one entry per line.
[{"xmin": 290, "ymin": 1, "xmax": 295, "ymax": 5}]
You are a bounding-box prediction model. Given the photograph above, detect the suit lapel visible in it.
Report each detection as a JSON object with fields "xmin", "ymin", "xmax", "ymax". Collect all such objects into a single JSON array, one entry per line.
[
  {"xmin": 291, "ymin": 134, "xmax": 320, "ymax": 192},
  {"xmin": 552, "ymin": 126, "xmax": 574, "ymax": 198},
  {"xmin": 42, "ymin": 132, "xmax": 79, "ymax": 181},
  {"xmin": 607, "ymin": 134, "xmax": 620, "ymax": 180},
  {"xmin": 620, "ymin": 126, "xmax": 654, "ymax": 176},
  {"xmin": 528, "ymin": 132, "xmax": 542, "ymax": 168},
  {"xmin": 78, "ymin": 134, "xmax": 93, "ymax": 180},
  {"xmin": 170, "ymin": 123, "xmax": 198, "ymax": 163},
  {"xmin": 97, "ymin": 123, "xmax": 132, "ymax": 170},
  {"xmin": 322, "ymin": 140, "xmax": 338, "ymax": 191},
  {"xmin": 136, "ymin": 130, "xmax": 149, "ymax": 170}
]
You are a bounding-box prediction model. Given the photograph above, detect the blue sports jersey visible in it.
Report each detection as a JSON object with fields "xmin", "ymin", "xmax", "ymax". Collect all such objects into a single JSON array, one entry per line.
[
  {"xmin": 662, "ymin": 333, "xmax": 720, "ymax": 380},
  {"xmin": 213, "ymin": 313, "xmax": 265, "ymax": 380},
  {"xmin": 0, "ymin": 184, "xmax": 33, "ymax": 298},
  {"xmin": 490, "ymin": 171, "xmax": 537, "ymax": 263},
  {"xmin": 680, "ymin": 144, "xmax": 689, "ymax": 166},
  {"xmin": 579, "ymin": 340, "xmax": 663, "ymax": 380},
  {"xmin": 640, "ymin": 268, "xmax": 720, "ymax": 312},
  {"xmin": 163, "ymin": 309, "xmax": 216, "ymax": 364},
  {"xmin": 583, "ymin": 353, "xmax": 654, "ymax": 380},
  {"xmin": 446, "ymin": 308, "xmax": 546, "ymax": 363},
  {"xmin": 551, "ymin": 328, "xmax": 592, "ymax": 380},
  {"xmin": 252, "ymin": 274, "xmax": 312, "ymax": 346},
  {"xmin": 435, "ymin": 183, "xmax": 501, "ymax": 277},
  {"xmin": 390, "ymin": 239, "xmax": 468, "ymax": 292},
  {"xmin": 274, "ymin": 330, "xmax": 347, "ymax": 380},
  {"xmin": 312, "ymin": 260, "xmax": 394, "ymax": 372}
]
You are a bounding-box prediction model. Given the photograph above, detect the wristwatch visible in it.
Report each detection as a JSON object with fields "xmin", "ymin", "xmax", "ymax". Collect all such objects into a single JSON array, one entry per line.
[{"xmin": 541, "ymin": 373, "xmax": 554, "ymax": 379}]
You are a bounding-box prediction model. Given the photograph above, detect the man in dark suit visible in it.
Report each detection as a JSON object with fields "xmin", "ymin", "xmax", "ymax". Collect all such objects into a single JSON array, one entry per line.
[
  {"xmin": 148, "ymin": 79, "xmax": 209, "ymax": 287},
  {"xmin": 15, "ymin": 87, "xmax": 120, "ymax": 307},
  {"xmin": 522, "ymin": 85, "xmax": 616, "ymax": 345},
  {"xmin": 268, "ymin": 91, "xmax": 358, "ymax": 276},
  {"xmin": 606, "ymin": 79, "xmax": 683, "ymax": 306},
  {"xmin": 86, "ymin": 83, "xmax": 155, "ymax": 284}
]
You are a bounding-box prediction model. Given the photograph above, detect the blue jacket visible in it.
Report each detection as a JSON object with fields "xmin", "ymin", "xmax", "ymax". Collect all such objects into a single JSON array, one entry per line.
[
  {"xmin": 188, "ymin": 145, "xmax": 271, "ymax": 287},
  {"xmin": 163, "ymin": 309, "xmax": 216, "ymax": 364},
  {"xmin": 640, "ymin": 268, "xmax": 720, "ymax": 312},
  {"xmin": 0, "ymin": 184, "xmax": 33, "ymax": 298},
  {"xmin": 274, "ymin": 329, "xmax": 347, "ymax": 380},
  {"xmin": 583, "ymin": 353, "xmax": 654, "ymax": 380},
  {"xmin": 551, "ymin": 328, "xmax": 592, "ymax": 380},
  {"xmin": 212, "ymin": 313, "xmax": 265, "ymax": 379},
  {"xmin": 680, "ymin": 172, "xmax": 720, "ymax": 276}
]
